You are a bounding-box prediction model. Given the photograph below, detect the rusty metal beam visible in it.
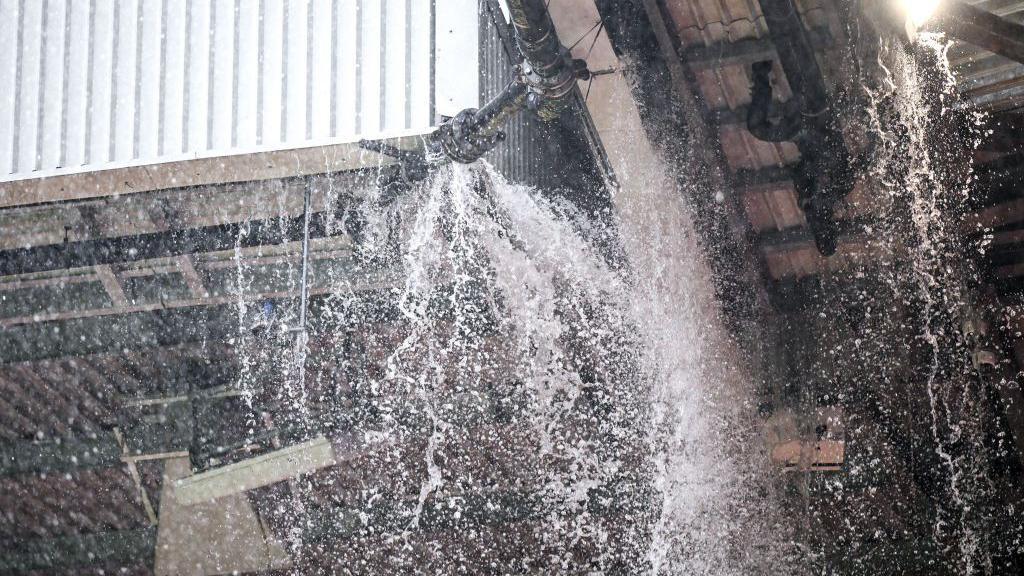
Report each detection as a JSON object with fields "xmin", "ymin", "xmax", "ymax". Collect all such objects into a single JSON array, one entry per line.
[
  {"xmin": 683, "ymin": 26, "xmax": 834, "ymax": 69},
  {"xmin": 929, "ymin": 2, "xmax": 1024, "ymax": 66}
]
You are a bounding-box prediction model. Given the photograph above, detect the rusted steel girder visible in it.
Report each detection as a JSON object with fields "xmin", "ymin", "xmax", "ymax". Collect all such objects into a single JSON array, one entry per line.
[{"xmin": 928, "ymin": 1, "xmax": 1024, "ymax": 65}]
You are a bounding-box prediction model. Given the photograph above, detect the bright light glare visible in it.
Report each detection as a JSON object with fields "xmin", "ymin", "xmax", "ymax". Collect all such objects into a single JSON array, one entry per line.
[{"xmin": 900, "ymin": 0, "xmax": 941, "ymax": 28}]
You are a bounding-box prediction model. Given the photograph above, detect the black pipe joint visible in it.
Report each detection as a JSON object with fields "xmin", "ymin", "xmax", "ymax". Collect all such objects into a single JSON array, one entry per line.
[
  {"xmin": 746, "ymin": 59, "xmax": 852, "ymax": 257},
  {"xmin": 431, "ymin": 108, "xmax": 508, "ymax": 164},
  {"xmin": 520, "ymin": 52, "xmax": 587, "ymax": 121}
]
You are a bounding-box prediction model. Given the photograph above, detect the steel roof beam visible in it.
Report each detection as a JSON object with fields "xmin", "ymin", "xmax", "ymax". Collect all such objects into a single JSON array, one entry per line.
[
  {"xmin": 683, "ymin": 26, "xmax": 834, "ymax": 70},
  {"xmin": 928, "ymin": 1, "xmax": 1024, "ymax": 66},
  {"xmin": 0, "ymin": 290, "xmax": 397, "ymax": 365},
  {"xmin": 0, "ymin": 134, "xmax": 423, "ymax": 210},
  {"xmin": 0, "ymin": 528, "xmax": 157, "ymax": 573},
  {"xmin": 0, "ymin": 434, "xmax": 123, "ymax": 477},
  {"xmin": 0, "ymin": 207, "xmax": 338, "ymax": 278}
]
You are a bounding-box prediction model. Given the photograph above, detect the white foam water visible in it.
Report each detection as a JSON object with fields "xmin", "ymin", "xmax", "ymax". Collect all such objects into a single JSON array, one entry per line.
[
  {"xmin": 338, "ymin": 160, "xmax": 778, "ymax": 572},
  {"xmin": 227, "ymin": 130, "xmax": 786, "ymax": 574},
  {"xmin": 856, "ymin": 30, "xmax": 999, "ymax": 574}
]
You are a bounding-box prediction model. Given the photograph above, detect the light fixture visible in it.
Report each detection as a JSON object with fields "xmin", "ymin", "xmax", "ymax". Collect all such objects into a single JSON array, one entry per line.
[{"xmin": 899, "ymin": 0, "xmax": 942, "ymax": 28}]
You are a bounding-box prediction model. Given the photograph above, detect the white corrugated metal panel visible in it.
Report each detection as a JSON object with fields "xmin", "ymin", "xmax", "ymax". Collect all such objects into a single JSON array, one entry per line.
[
  {"xmin": 435, "ymin": 0, "xmax": 479, "ymax": 117},
  {"xmin": 0, "ymin": 0, "xmax": 479, "ymax": 183}
]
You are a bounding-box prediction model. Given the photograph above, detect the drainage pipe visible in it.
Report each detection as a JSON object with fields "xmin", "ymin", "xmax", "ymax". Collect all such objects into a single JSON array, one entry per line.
[
  {"xmin": 752, "ymin": 0, "xmax": 856, "ymax": 255},
  {"xmin": 425, "ymin": 0, "xmax": 588, "ymax": 164},
  {"xmin": 758, "ymin": 0, "xmax": 831, "ymax": 125}
]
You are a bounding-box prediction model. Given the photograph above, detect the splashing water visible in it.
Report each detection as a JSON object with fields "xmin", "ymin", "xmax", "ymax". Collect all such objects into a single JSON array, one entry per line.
[
  {"xmin": 222, "ymin": 149, "xmax": 782, "ymax": 572},
  {"xmin": 370, "ymin": 163, "xmax": 648, "ymax": 568},
  {"xmin": 852, "ymin": 29, "xmax": 1012, "ymax": 574}
]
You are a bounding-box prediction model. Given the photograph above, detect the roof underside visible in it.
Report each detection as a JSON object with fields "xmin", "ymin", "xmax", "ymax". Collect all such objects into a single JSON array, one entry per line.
[{"xmin": 0, "ymin": 1, "xmax": 1023, "ymax": 574}]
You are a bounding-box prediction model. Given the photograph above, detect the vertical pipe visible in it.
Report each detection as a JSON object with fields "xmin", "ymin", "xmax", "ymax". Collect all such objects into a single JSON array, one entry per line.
[
  {"xmin": 298, "ymin": 179, "xmax": 312, "ymax": 336},
  {"xmin": 756, "ymin": 0, "xmax": 829, "ymax": 115},
  {"xmin": 294, "ymin": 177, "xmax": 313, "ymax": 391},
  {"xmin": 504, "ymin": 0, "xmax": 562, "ymax": 78}
]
